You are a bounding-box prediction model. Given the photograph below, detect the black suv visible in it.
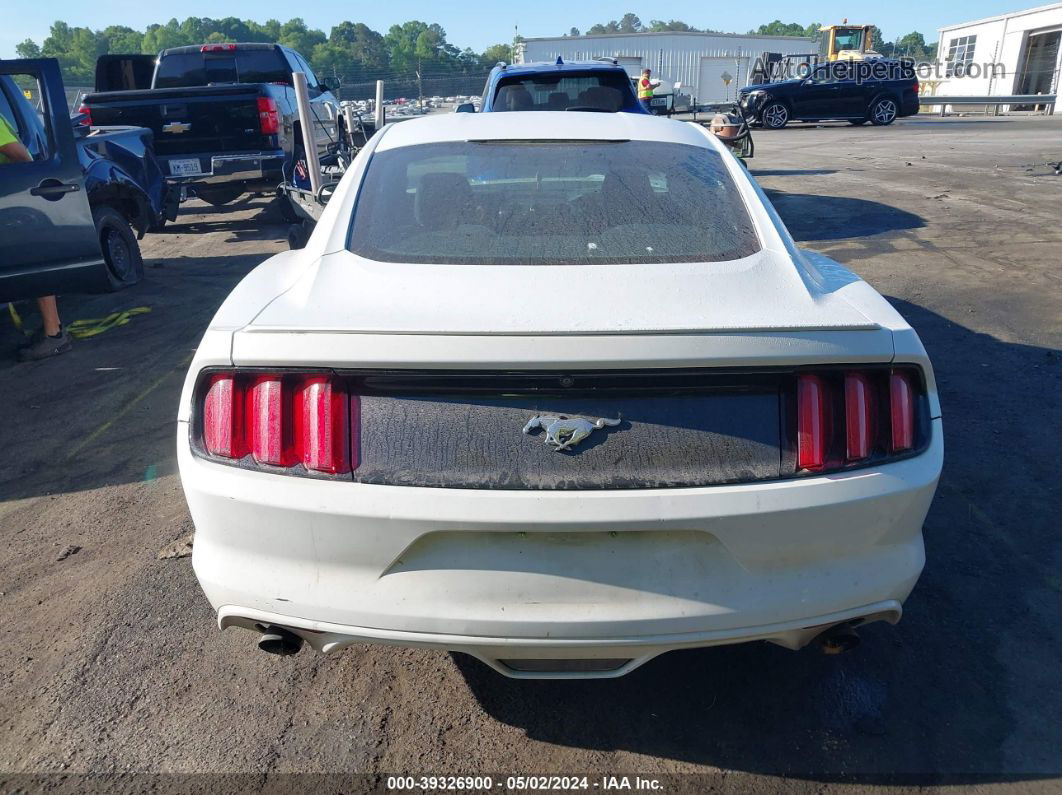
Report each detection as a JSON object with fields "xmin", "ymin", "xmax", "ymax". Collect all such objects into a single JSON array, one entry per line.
[{"xmin": 739, "ymin": 60, "xmax": 919, "ymax": 129}]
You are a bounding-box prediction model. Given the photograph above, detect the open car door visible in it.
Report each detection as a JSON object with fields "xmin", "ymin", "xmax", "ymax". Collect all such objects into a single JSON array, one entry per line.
[{"xmin": 0, "ymin": 58, "xmax": 106, "ymax": 302}]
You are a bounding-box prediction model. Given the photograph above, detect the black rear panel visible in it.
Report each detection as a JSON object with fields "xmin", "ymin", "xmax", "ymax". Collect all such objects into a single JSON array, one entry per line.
[
  {"xmin": 349, "ymin": 370, "xmax": 781, "ymax": 490},
  {"xmin": 86, "ymin": 86, "xmax": 269, "ymax": 156}
]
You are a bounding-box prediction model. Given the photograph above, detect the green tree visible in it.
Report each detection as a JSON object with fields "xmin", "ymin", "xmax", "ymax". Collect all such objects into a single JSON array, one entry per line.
[
  {"xmin": 618, "ymin": 13, "xmax": 642, "ymax": 33},
  {"xmin": 101, "ymin": 25, "xmax": 144, "ymax": 54},
  {"xmin": 278, "ymin": 18, "xmax": 327, "ymax": 56},
  {"xmin": 141, "ymin": 20, "xmax": 192, "ymax": 54},
  {"xmin": 385, "ymin": 20, "xmax": 457, "ymax": 74},
  {"xmin": 568, "ymin": 27, "xmax": 580, "ymax": 37},
  {"xmin": 647, "ymin": 20, "xmax": 702, "ymax": 32},
  {"xmin": 896, "ymin": 31, "xmax": 927, "ymax": 58},
  {"xmin": 751, "ymin": 21, "xmax": 815, "ymax": 37},
  {"xmin": 481, "ymin": 43, "xmax": 512, "ymax": 66},
  {"xmin": 15, "ymin": 39, "xmax": 42, "ymax": 58}
]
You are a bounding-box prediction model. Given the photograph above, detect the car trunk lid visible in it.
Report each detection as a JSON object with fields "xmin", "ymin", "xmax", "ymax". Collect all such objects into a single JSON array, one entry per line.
[{"xmin": 244, "ymin": 248, "xmax": 878, "ymax": 336}]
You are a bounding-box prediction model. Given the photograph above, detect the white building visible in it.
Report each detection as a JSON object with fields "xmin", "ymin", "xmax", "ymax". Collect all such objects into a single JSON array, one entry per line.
[
  {"xmin": 935, "ymin": 3, "xmax": 1061, "ymax": 101},
  {"xmin": 518, "ymin": 32, "xmax": 816, "ymax": 103}
]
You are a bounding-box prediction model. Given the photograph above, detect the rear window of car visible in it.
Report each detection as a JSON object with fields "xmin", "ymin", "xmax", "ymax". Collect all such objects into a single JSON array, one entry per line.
[
  {"xmin": 347, "ymin": 140, "xmax": 761, "ymax": 265},
  {"xmin": 155, "ymin": 50, "xmax": 289, "ymax": 88},
  {"xmin": 492, "ymin": 72, "xmax": 634, "ymax": 112}
]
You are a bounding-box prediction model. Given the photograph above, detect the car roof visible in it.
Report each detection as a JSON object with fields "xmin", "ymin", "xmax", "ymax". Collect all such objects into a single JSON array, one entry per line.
[
  {"xmin": 161, "ymin": 42, "xmax": 279, "ymax": 55},
  {"xmin": 494, "ymin": 60, "xmax": 630, "ymax": 76},
  {"xmin": 374, "ymin": 112, "xmax": 713, "ymax": 152}
]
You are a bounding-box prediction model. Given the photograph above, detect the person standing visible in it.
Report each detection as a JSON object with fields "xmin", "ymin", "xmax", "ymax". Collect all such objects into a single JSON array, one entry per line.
[
  {"xmin": 1, "ymin": 112, "xmax": 72, "ymax": 361},
  {"xmin": 637, "ymin": 68, "xmax": 661, "ymax": 113}
]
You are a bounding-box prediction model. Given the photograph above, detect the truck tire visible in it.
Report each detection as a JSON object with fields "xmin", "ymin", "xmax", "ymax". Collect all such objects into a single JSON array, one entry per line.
[
  {"xmin": 93, "ymin": 205, "xmax": 144, "ymax": 290},
  {"xmin": 761, "ymin": 102, "xmax": 790, "ymax": 130},
  {"xmin": 196, "ymin": 186, "xmax": 245, "ymax": 206},
  {"xmin": 287, "ymin": 220, "xmax": 313, "ymax": 250}
]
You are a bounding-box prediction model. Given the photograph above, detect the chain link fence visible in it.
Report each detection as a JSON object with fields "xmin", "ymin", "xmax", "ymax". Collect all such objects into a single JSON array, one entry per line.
[{"xmin": 325, "ymin": 71, "xmax": 492, "ymax": 102}]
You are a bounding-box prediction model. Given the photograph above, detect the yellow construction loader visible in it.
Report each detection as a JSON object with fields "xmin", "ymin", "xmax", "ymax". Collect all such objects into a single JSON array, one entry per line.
[{"xmin": 818, "ymin": 21, "xmax": 882, "ymax": 61}]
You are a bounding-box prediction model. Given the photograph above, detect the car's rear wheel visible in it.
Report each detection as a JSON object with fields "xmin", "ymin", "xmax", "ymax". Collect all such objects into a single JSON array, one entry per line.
[
  {"xmin": 870, "ymin": 97, "xmax": 898, "ymax": 126},
  {"xmin": 761, "ymin": 102, "xmax": 790, "ymax": 129},
  {"xmin": 93, "ymin": 205, "xmax": 144, "ymax": 290}
]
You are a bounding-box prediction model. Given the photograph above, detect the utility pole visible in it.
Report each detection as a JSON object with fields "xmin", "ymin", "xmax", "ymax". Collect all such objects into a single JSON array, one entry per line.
[{"xmin": 417, "ymin": 59, "xmax": 423, "ymax": 109}]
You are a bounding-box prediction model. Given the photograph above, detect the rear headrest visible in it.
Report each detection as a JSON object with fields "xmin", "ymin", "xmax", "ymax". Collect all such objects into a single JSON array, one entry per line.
[
  {"xmin": 415, "ymin": 173, "xmax": 472, "ymax": 230},
  {"xmin": 575, "ymin": 86, "xmax": 622, "ymax": 112},
  {"xmin": 547, "ymin": 92, "xmax": 569, "ymax": 110},
  {"xmin": 495, "ymin": 84, "xmax": 533, "ymax": 111}
]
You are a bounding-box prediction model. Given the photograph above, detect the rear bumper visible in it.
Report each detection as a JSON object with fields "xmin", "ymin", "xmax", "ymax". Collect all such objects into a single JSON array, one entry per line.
[
  {"xmin": 180, "ymin": 420, "xmax": 941, "ymax": 677},
  {"xmin": 160, "ymin": 150, "xmax": 285, "ymax": 188},
  {"xmin": 219, "ymin": 601, "xmax": 904, "ymax": 679}
]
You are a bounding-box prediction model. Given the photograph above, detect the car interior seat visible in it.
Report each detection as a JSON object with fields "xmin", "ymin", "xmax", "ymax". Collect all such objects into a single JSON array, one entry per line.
[{"xmin": 574, "ymin": 86, "xmax": 623, "ymax": 112}]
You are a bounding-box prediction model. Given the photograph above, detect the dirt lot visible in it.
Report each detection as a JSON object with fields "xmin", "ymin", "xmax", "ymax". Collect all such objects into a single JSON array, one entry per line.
[{"xmin": 0, "ymin": 115, "xmax": 1059, "ymax": 793}]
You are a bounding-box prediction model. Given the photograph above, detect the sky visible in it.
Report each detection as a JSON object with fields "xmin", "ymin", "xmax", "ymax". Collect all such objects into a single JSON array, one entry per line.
[{"xmin": 1, "ymin": 0, "xmax": 1034, "ymax": 58}]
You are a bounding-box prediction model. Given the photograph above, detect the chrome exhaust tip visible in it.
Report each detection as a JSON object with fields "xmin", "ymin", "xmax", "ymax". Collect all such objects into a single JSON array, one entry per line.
[
  {"xmin": 256, "ymin": 624, "xmax": 303, "ymax": 656},
  {"xmin": 816, "ymin": 623, "xmax": 862, "ymax": 655}
]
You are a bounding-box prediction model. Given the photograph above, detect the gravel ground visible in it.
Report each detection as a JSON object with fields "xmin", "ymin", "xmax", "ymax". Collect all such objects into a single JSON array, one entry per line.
[{"xmin": 0, "ymin": 115, "xmax": 1059, "ymax": 793}]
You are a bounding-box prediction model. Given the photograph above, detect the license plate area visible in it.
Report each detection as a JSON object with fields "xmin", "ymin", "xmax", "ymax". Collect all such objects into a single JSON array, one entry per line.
[{"xmin": 169, "ymin": 158, "xmax": 203, "ymax": 176}]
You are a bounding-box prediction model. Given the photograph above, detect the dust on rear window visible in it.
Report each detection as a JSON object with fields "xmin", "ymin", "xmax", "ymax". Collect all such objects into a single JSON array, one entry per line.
[{"xmin": 346, "ymin": 141, "xmax": 761, "ymax": 265}]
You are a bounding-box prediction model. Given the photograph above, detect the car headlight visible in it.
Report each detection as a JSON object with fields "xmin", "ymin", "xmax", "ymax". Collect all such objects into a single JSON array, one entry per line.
[{"xmin": 744, "ymin": 90, "xmax": 766, "ymax": 105}]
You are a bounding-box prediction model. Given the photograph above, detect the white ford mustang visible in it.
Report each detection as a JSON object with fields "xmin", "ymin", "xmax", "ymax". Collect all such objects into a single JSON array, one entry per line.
[{"xmin": 178, "ymin": 111, "xmax": 942, "ymax": 678}]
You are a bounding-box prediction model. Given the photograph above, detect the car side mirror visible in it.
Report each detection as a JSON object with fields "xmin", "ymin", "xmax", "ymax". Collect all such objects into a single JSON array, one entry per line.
[
  {"xmin": 317, "ymin": 82, "xmax": 331, "ymax": 93},
  {"xmin": 455, "ymin": 103, "xmax": 476, "ymax": 113}
]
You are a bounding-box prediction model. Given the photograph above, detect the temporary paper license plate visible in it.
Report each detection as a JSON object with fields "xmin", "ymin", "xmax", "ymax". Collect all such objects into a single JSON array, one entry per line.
[{"xmin": 169, "ymin": 158, "xmax": 203, "ymax": 176}]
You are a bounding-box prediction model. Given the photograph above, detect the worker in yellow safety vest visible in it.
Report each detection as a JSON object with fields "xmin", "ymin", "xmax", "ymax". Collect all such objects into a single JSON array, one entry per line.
[{"xmin": 637, "ymin": 68, "xmax": 661, "ymax": 112}]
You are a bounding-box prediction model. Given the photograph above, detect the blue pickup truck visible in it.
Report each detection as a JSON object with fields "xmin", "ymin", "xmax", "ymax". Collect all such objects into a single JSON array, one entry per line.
[
  {"xmin": 474, "ymin": 58, "xmax": 649, "ymax": 114},
  {"xmin": 0, "ymin": 58, "xmax": 173, "ymax": 302}
]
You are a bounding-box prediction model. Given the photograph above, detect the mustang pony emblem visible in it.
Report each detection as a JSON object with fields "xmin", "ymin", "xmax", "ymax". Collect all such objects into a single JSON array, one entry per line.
[{"xmin": 522, "ymin": 415, "xmax": 621, "ymax": 452}]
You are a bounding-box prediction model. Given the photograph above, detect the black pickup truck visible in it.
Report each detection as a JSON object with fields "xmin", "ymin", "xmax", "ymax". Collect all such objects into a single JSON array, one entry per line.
[
  {"xmin": 1, "ymin": 58, "xmax": 171, "ymax": 302},
  {"xmin": 83, "ymin": 43, "xmax": 342, "ymax": 206},
  {"xmin": 738, "ymin": 59, "xmax": 920, "ymax": 129}
]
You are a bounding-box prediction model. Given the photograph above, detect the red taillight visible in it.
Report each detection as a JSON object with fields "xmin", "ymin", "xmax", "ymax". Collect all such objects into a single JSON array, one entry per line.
[
  {"xmin": 794, "ymin": 367, "xmax": 922, "ymax": 474},
  {"xmin": 76, "ymin": 104, "xmax": 91, "ymax": 126},
  {"xmin": 197, "ymin": 370, "xmax": 356, "ymax": 475},
  {"xmin": 257, "ymin": 97, "xmax": 279, "ymax": 135},
  {"xmin": 889, "ymin": 370, "xmax": 915, "ymax": 452},
  {"xmin": 797, "ymin": 374, "xmax": 829, "ymax": 471},
  {"xmin": 296, "ymin": 376, "xmax": 352, "ymax": 474},
  {"xmin": 202, "ymin": 373, "xmax": 245, "ymax": 459},
  {"xmin": 248, "ymin": 375, "xmax": 291, "ymax": 466},
  {"xmin": 201, "ymin": 43, "xmax": 237, "ymax": 52},
  {"xmin": 844, "ymin": 372, "xmax": 875, "ymax": 461}
]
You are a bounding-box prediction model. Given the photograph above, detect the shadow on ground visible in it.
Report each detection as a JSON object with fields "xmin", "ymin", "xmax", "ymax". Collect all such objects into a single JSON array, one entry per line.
[
  {"xmin": 0, "ymin": 252, "xmax": 264, "ymax": 501},
  {"xmin": 765, "ymin": 190, "xmax": 925, "ymax": 241},
  {"xmin": 455, "ymin": 300, "xmax": 1062, "ymax": 782},
  {"xmin": 749, "ymin": 168, "xmax": 836, "ymax": 177}
]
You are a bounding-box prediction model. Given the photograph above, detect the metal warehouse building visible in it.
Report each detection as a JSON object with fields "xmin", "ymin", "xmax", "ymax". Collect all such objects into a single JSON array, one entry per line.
[
  {"xmin": 517, "ymin": 32, "xmax": 816, "ymax": 103},
  {"xmin": 935, "ymin": 3, "xmax": 1061, "ymax": 99}
]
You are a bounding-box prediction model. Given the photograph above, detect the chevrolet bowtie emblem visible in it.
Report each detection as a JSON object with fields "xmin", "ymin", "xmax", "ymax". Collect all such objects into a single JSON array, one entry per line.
[
  {"xmin": 162, "ymin": 121, "xmax": 191, "ymax": 134},
  {"xmin": 522, "ymin": 415, "xmax": 621, "ymax": 452}
]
